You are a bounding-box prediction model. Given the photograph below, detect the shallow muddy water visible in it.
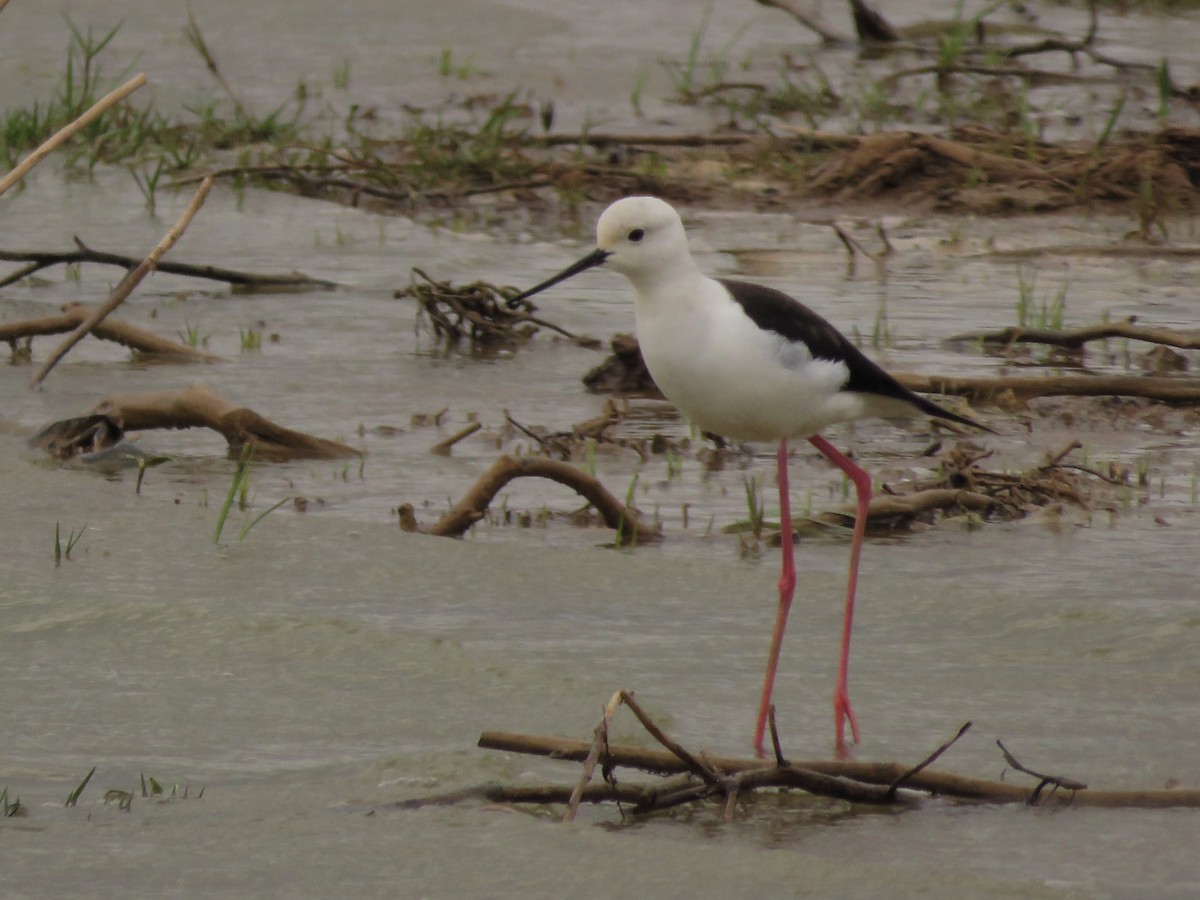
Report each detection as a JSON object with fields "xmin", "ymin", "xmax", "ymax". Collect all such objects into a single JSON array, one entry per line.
[{"xmin": 4, "ymin": 2, "xmax": 1200, "ymax": 898}]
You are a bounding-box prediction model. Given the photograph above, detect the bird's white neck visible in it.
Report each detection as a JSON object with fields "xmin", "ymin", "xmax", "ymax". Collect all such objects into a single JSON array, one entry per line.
[{"xmin": 623, "ymin": 255, "xmax": 706, "ymax": 308}]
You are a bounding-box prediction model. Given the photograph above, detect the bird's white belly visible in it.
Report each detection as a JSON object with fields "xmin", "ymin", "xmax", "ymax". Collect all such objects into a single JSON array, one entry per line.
[{"xmin": 637, "ymin": 299, "xmax": 867, "ymax": 442}]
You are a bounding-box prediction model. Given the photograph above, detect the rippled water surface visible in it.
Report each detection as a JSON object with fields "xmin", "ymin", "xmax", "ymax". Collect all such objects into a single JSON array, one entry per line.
[{"xmin": 3, "ymin": 1, "xmax": 1200, "ymax": 897}]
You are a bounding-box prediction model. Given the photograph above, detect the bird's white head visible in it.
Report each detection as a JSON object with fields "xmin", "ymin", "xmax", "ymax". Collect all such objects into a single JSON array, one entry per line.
[
  {"xmin": 594, "ymin": 196, "xmax": 693, "ymax": 284},
  {"xmin": 506, "ymin": 196, "xmax": 698, "ymax": 307}
]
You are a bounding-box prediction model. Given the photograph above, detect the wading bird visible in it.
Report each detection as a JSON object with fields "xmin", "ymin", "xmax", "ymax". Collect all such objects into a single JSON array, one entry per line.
[{"xmin": 508, "ymin": 196, "xmax": 989, "ymax": 756}]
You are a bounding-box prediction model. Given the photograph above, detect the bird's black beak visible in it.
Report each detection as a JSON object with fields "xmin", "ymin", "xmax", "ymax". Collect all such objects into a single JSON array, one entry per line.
[{"xmin": 506, "ymin": 247, "xmax": 611, "ymax": 308}]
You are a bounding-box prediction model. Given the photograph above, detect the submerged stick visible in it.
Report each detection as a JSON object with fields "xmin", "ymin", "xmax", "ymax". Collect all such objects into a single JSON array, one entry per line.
[
  {"xmin": 897, "ymin": 372, "xmax": 1200, "ymax": 404},
  {"xmin": 418, "ymin": 455, "xmax": 661, "ymax": 541},
  {"xmin": 0, "ymin": 73, "xmax": 147, "ymax": 197},
  {"xmin": 949, "ymin": 319, "xmax": 1200, "ymax": 351},
  {"xmin": 397, "ymin": 782, "xmax": 651, "ymax": 810},
  {"xmin": 564, "ymin": 690, "xmax": 625, "ymax": 823},
  {"xmin": 618, "ymin": 691, "xmax": 721, "ymax": 785},
  {"xmin": 0, "ymin": 303, "xmax": 220, "ymax": 362},
  {"xmin": 478, "ymin": 732, "xmax": 1200, "ymax": 808},
  {"xmin": 29, "ymin": 384, "xmax": 361, "ymax": 461},
  {"xmin": 429, "ymin": 422, "xmax": 482, "ymax": 456},
  {"xmin": 0, "ymin": 240, "xmax": 336, "ymax": 291},
  {"xmin": 30, "ymin": 176, "xmax": 215, "ymax": 388}
]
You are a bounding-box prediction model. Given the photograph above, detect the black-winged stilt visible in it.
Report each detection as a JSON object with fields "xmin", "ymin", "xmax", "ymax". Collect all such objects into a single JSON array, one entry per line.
[{"xmin": 509, "ymin": 196, "xmax": 989, "ymax": 757}]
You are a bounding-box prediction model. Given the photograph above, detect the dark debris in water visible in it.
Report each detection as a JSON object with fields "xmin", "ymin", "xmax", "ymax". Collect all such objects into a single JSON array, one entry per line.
[{"xmin": 396, "ymin": 267, "xmax": 597, "ymax": 350}]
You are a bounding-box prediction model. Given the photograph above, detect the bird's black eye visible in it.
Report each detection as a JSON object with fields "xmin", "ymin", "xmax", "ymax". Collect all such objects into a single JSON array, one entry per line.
[{"xmin": 628, "ymin": 228, "xmax": 645, "ymax": 243}]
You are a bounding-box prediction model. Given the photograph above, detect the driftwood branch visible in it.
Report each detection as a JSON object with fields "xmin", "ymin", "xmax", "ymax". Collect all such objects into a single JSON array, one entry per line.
[
  {"xmin": 477, "ymin": 731, "xmax": 1200, "ymax": 809},
  {"xmin": 0, "ymin": 303, "xmax": 220, "ymax": 362},
  {"xmin": 896, "ymin": 372, "xmax": 1200, "ymax": 404},
  {"xmin": 0, "ymin": 240, "xmax": 336, "ymax": 291},
  {"xmin": 0, "ymin": 73, "xmax": 147, "ymax": 197},
  {"xmin": 949, "ymin": 318, "xmax": 1200, "ymax": 351},
  {"xmin": 29, "ymin": 384, "xmax": 361, "ymax": 461},
  {"xmin": 407, "ymin": 454, "xmax": 661, "ymax": 541},
  {"xmin": 29, "ymin": 176, "xmax": 214, "ymax": 388}
]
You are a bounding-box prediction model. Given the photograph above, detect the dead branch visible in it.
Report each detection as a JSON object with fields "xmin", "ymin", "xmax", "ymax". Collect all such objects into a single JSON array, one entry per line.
[
  {"xmin": 29, "ymin": 384, "xmax": 361, "ymax": 461},
  {"xmin": 998, "ymin": 739, "xmax": 1088, "ymax": 805},
  {"xmin": 478, "ymin": 731, "xmax": 1200, "ymax": 808},
  {"xmin": 504, "ymin": 414, "xmax": 575, "ymax": 460},
  {"xmin": 564, "ymin": 690, "xmax": 626, "ymax": 822},
  {"xmin": 775, "ymin": 125, "xmax": 864, "ymax": 150},
  {"xmin": 753, "ymin": 488, "xmax": 999, "ymax": 537},
  {"xmin": 0, "ymin": 238, "xmax": 336, "ymax": 291},
  {"xmin": 619, "ymin": 691, "xmax": 722, "ymax": 785},
  {"xmin": 831, "ymin": 222, "xmax": 881, "ymax": 264},
  {"xmin": 535, "ymin": 132, "xmax": 760, "ymax": 148},
  {"xmin": 989, "ymin": 244, "xmax": 1200, "ymax": 261},
  {"xmin": 949, "ymin": 318, "xmax": 1200, "ymax": 351},
  {"xmin": 881, "ymin": 63, "xmax": 1106, "ymax": 90},
  {"xmin": 30, "ymin": 176, "xmax": 214, "ymax": 388},
  {"xmin": 0, "ymin": 303, "xmax": 220, "ymax": 362},
  {"xmin": 413, "ymin": 454, "xmax": 661, "ymax": 541},
  {"xmin": 429, "ymin": 422, "xmax": 482, "ymax": 456},
  {"xmin": 897, "ymin": 372, "xmax": 1200, "ymax": 404},
  {"xmin": 397, "ymin": 782, "xmax": 650, "ymax": 810},
  {"xmin": 0, "ymin": 73, "xmax": 147, "ymax": 197},
  {"xmin": 398, "ymin": 267, "xmax": 585, "ymax": 348},
  {"xmin": 887, "ymin": 722, "xmax": 972, "ymax": 798}
]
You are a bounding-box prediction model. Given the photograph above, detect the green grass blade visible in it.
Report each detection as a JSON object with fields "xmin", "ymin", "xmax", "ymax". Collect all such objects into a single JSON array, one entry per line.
[
  {"xmin": 214, "ymin": 444, "xmax": 254, "ymax": 543},
  {"xmin": 66, "ymin": 766, "xmax": 96, "ymax": 807}
]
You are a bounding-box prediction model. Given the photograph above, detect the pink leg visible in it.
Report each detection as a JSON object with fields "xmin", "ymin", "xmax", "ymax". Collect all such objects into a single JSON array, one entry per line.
[
  {"xmin": 808, "ymin": 434, "xmax": 869, "ymax": 756},
  {"xmin": 753, "ymin": 438, "xmax": 796, "ymax": 757}
]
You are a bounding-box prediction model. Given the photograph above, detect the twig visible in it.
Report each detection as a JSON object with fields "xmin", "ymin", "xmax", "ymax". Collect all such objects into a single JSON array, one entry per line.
[
  {"xmin": 997, "ymin": 739, "xmax": 1088, "ymax": 805},
  {"xmin": 564, "ymin": 690, "xmax": 625, "ymax": 823},
  {"xmin": 536, "ymin": 132, "xmax": 759, "ymax": 148},
  {"xmin": 831, "ymin": 223, "xmax": 880, "ymax": 263},
  {"xmin": 0, "ymin": 240, "xmax": 336, "ymax": 291},
  {"xmin": 886, "ymin": 721, "xmax": 972, "ymax": 799},
  {"xmin": 767, "ymin": 706, "xmax": 787, "ymax": 766},
  {"xmin": 30, "ymin": 176, "xmax": 215, "ymax": 388},
  {"xmin": 429, "ymin": 422, "xmax": 482, "ymax": 456},
  {"xmin": 0, "ymin": 73, "xmax": 147, "ymax": 197},
  {"xmin": 504, "ymin": 414, "xmax": 573, "ymax": 459},
  {"xmin": 1042, "ymin": 440, "xmax": 1083, "ymax": 470},
  {"xmin": 618, "ymin": 690, "xmax": 721, "ymax": 785},
  {"xmin": 949, "ymin": 318, "xmax": 1200, "ymax": 351}
]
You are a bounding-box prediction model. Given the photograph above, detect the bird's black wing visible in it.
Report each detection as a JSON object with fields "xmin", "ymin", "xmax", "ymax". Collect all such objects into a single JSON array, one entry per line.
[{"xmin": 718, "ymin": 278, "xmax": 988, "ymax": 431}]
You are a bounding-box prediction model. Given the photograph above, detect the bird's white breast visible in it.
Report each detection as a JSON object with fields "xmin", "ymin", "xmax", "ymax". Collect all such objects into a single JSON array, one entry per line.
[{"xmin": 633, "ymin": 275, "xmax": 871, "ymax": 442}]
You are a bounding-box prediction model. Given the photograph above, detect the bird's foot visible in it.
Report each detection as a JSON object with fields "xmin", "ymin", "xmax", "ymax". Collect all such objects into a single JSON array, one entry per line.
[{"xmin": 833, "ymin": 688, "xmax": 861, "ymax": 759}]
